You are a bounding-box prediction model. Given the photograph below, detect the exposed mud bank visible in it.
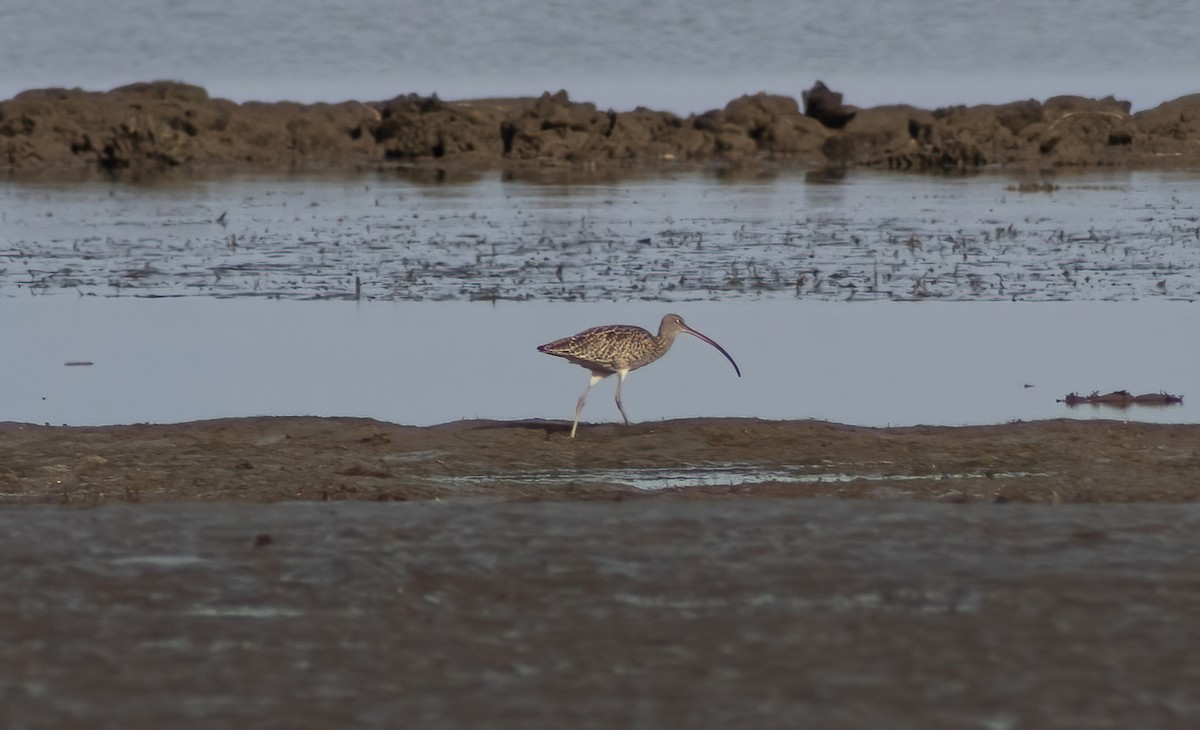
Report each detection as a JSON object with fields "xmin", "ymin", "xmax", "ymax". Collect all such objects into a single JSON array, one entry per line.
[
  {"xmin": 4, "ymin": 81, "xmax": 1200, "ymax": 176},
  {"xmin": 3, "ymin": 417, "xmax": 1199, "ymax": 506}
]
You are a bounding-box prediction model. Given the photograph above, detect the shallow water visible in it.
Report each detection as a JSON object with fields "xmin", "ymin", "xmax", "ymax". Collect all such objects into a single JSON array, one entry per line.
[
  {"xmin": 5, "ymin": 169, "xmax": 1200, "ymax": 303},
  {"xmin": 437, "ymin": 465, "xmax": 1050, "ymax": 491},
  {"xmin": 3, "ymin": 499, "xmax": 1200, "ymax": 728},
  {"xmin": 5, "ymin": 297, "xmax": 1197, "ymax": 427},
  {"xmin": 5, "ymin": 169, "xmax": 1200, "ymax": 428}
]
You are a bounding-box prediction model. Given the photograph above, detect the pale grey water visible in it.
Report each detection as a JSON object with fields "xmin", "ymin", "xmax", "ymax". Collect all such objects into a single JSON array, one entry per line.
[
  {"xmin": 5, "ymin": 297, "xmax": 1199, "ymax": 428},
  {"xmin": 1, "ymin": 0, "xmax": 1198, "ymax": 112}
]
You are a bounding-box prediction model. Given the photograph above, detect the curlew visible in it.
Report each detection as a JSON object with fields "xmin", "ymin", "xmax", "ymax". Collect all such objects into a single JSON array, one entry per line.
[{"xmin": 537, "ymin": 313, "xmax": 741, "ymax": 437}]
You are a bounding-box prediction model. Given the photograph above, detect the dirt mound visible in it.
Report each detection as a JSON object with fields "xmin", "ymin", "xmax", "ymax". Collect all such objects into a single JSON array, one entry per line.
[
  {"xmin": 0, "ymin": 81, "xmax": 381, "ymax": 170},
  {"xmin": 6, "ymin": 81, "xmax": 1200, "ymax": 175}
]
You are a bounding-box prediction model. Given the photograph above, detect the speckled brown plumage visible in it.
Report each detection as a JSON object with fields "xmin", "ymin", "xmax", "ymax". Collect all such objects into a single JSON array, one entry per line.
[
  {"xmin": 537, "ymin": 314, "xmax": 741, "ymax": 437},
  {"xmin": 537, "ymin": 323, "xmax": 665, "ymax": 374}
]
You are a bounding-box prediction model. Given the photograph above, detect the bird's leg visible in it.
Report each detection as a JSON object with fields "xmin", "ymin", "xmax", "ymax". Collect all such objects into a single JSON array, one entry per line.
[
  {"xmin": 614, "ymin": 369, "xmax": 630, "ymax": 426},
  {"xmin": 572, "ymin": 373, "xmax": 605, "ymax": 438}
]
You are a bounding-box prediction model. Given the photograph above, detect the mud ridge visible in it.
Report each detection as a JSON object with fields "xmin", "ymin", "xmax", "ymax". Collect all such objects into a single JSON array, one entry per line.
[
  {"xmin": 3, "ymin": 416, "xmax": 1199, "ymax": 505},
  {"xmin": 6, "ymin": 81, "xmax": 1200, "ymax": 175}
]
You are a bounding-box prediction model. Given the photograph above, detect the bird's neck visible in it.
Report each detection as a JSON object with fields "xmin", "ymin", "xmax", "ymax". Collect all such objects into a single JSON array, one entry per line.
[{"xmin": 655, "ymin": 328, "xmax": 679, "ymax": 349}]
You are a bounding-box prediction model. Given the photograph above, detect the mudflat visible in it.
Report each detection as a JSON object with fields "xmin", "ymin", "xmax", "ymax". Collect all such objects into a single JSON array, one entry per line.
[
  {"xmin": 4, "ymin": 496, "xmax": 1200, "ymax": 728},
  {"xmin": 4, "ymin": 416, "xmax": 1198, "ymax": 505},
  {"xmin": 6, "ymin": 414, "xmax": 1200, "ymax": 728}
]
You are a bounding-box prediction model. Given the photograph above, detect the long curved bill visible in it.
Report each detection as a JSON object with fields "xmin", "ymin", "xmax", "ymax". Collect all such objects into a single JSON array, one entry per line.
[{"xmin": 681, "ymin": 324, "xmax": 742, "ymax": 377}]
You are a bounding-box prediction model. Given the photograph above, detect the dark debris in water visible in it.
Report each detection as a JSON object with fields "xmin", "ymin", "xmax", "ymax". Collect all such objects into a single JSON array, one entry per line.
[
  {"xmin": 4, "ymin": 175, "xmax": 1200, "ymax": 302},
  {"xmin": 1059, "ymin": 390, "xmax": 1184, "ymax": 408}
]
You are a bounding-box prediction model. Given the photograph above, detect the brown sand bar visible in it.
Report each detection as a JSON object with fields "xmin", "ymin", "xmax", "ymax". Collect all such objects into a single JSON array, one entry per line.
[
  {"xmin": 3, "ymin": 416, "xmax": 1199, "ymax": 505},
  {"xmin": 5, "ymin": 81, "xmax": 1200, "ymax": 175}
]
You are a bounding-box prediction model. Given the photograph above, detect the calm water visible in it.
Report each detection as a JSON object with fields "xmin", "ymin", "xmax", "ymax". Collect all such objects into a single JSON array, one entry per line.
[
  {"xmin": 5, "ymin": 297, "xmax": 1198, "ymax": 428},
  {"xmin": 4, "ymin": 169, "xmax": 1200, "ymax": 428},
  {"xmin": 1, "ymin": 0, "xmax": 1198, "ymax": 112}
]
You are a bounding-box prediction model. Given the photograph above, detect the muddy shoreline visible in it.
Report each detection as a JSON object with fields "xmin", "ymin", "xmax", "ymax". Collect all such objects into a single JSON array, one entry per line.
[
  {"xmin": 5, "ymin": 81, "xmax": 1200, "ymax": 177},
  {"xmin": 3, "ymin": 416, "xmax": 1199, "ymax": 506}
]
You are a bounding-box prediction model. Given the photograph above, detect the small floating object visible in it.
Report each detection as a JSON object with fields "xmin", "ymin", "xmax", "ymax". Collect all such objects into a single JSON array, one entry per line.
[
  {"xmin": 1059, "ymin": 390, "xmax": 1183, "ymax": 408},
  {"xmin": 1005, "ymin": 182, "xmax": 1060, "ymax": 193},
  {"xmin": 64, "ymin": 361, "xmax": 94, "ymax": 367}
]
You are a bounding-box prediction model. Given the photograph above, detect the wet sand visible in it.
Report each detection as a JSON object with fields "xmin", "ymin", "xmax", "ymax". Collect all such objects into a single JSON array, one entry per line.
[
  {"xmin": 4, "ymin": 416, "xmax": 1200, "ymax": 505},
  {"xmin": 4, "ymin": 498, "xmax": 1200, "ymax": 728}
]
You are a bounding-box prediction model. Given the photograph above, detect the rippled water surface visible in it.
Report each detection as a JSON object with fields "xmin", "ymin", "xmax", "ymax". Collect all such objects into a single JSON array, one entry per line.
[{"xmin": 6, "ymin": 169, "xmax": 1200, "ymax": 303}]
